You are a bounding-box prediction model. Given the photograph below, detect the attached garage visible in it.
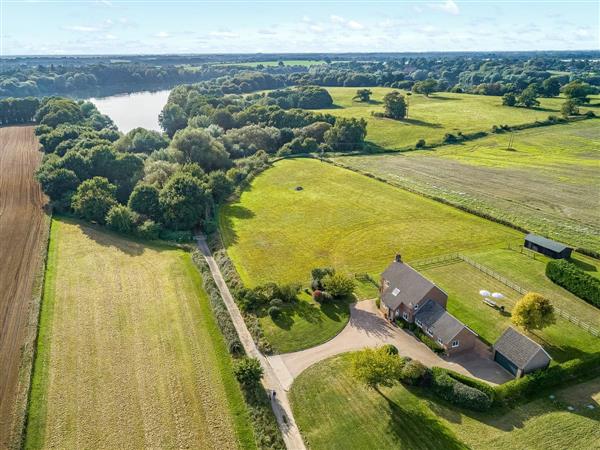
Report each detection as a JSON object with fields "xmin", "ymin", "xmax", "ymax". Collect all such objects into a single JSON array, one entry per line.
[{"xmin": 492, "ymin": 327, "xmax": 551, "ymax": 378}]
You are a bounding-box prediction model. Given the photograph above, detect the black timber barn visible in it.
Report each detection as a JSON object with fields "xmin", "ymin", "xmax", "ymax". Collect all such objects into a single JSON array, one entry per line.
[{"xmin": 524, "ymin": 234, "xmax": 573, "ymax": 259}]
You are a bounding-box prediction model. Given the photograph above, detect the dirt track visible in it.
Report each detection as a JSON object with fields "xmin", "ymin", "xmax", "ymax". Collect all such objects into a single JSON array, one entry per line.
[{"xmin": 0, "ymin": 126, "xmax": 47, "ymax": 449}]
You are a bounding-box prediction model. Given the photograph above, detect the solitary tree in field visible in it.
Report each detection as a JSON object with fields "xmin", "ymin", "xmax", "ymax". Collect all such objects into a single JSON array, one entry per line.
[
  {"xmin": 502, "ymin": 92, "xmax": 516, "ymax": 107},
  {"xmin": 561, "ymin": 99, "xmax": 579, "ymax": 118},
  {"xmin": 383, "ymin": 91, "xmax": 407, "ymax": 119},
  {"xmin": 512, "ymin": 292, "xmax": 555, "ymax": 332},
  {"xmin": 562, "ymin": 81, "xmax": 595, "ymax": 104},
  {"xmin": 353, "ymin": 89, "xmax": 372, "ymax": 102},
  {"xmin": 412, "ymin": 78, "xmax": 438, "ymax": 97},
  {"xmin": 351, "ymin": 347, "xmax": 402, "ymax": 391},
  {"xmin": 516, "ymin": 85, "xmax": 540, "ymax": 108}
]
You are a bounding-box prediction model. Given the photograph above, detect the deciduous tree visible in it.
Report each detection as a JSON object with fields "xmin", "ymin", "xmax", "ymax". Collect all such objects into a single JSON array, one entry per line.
[{"xmin": 512, "ymin": 292, "xmax": 556, "ymax": 331}]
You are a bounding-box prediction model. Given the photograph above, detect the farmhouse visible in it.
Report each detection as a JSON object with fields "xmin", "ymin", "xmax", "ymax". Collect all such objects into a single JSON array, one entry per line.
[
  {"xmin": 493, "ymin": 327, "xmax": 551, "ymax": 378},
  {"xmin": 524, "ymin": 233, "xmax": 572, "ymax": 259},
  {"xmin": 379, "ymin": 255, "xmax": 477, "ymax": 354}
]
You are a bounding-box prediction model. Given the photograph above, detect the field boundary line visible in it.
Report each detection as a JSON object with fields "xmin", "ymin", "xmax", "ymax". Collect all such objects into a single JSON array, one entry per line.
[
  {"xmin": 195, "ymin": 236, "xmax": 307, "ymax": 450},
  {"xmin": 457, "ymin": 254, "xmax": 599, "ymax": 338}
]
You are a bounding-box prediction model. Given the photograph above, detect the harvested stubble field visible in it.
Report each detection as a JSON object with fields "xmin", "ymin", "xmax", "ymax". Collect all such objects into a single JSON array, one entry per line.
[
  {"xmin": 312, "ymin": 87, "xmax": 595, "ymax": 150},
  {"xmin": 0, "ymin": 126, "xmax": 48, "ymax": 448},
  {"xmin": 335, "ymin": 120, "xmax": 600, "ymax": 251},
  {"xmin": 26, "ymin": 219, "xmax": 255, "ymax": 450}
]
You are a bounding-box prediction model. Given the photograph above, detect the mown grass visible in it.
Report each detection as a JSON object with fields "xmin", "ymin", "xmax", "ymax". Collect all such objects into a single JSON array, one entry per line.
[
  {"xmin": 290, "ymin": 354, "xmax": 600, "ymax": 450},
  {"xmin": 313, "ymin": 87, "xmax": 596, "ymax": 150},
  {"xmin": 26, "ymin": 218, "xmax": 256, "ymax": 449},
  {"xmin": 420, "ymin": 259, "xmax": 600, "ymax": 362},
  {"xmin": 334, "ymin": 119, "xmax": 600, "ymax": 251},
  {"xmin": 258, "ymin": 292, "xmax": 354, "ymax": 354},
  {"xmin": 219, "ymin": 159, "xmax": 521, "ymax": 351}
]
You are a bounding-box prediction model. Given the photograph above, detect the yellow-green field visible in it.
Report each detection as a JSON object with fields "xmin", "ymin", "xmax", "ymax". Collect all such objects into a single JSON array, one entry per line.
[
  {"xmin": 335, "ymin": 119, "xmax": 600, "ymax": 251},
  {"xmin": 220, "ymin": 158, "xmax": 520, "ymax": 290},
  {"xmin": 313, "ymin": 87, "xmax": 596, "ymax": 150},
  {"xmin": 290, "ymin": 354, "xmax": 600, "ymax": 450},
  {"xmin": 26, "ymin": 218, "xmax": 255, "ymax": 449}
]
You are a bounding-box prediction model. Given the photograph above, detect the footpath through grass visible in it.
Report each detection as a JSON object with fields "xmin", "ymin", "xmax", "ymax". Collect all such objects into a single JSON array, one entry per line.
[
  {"xmin": 26, "ymin": 218, "xmax": 255, "ymax": 450},
  {"xmin": 314, "ymin": 87, "xmax": 594, "ymax": 150},
  {"xmin": 334, "ymin": 119, "xmax": 600, "ymax": 251},
  {"xmin": 290, "ymin": 354, "xmax": 600, "ymax": 450}
]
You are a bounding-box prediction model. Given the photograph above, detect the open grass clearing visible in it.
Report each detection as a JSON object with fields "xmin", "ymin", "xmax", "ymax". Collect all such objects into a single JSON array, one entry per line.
[
  {"xmin": 290, "ymin": 354, "xmax": 600, "ymax": 450},
  {"xmin": 334, "ymin": 119, "xmax": 600, "ymax": 251},
  {"xmin": 219, "ymin": 59, "xmax": 325, "ymax": 67},
  {"xmin": 26, "ymin": 218, "xmax": 255, "ymax": 450},
  {"xmin": 420, "ymin": 259, "xmax": 600, "ymax": 362},
  {"xmin": 311, "ymin": 87, "xmax": 597, "ymax": 150},
  {"xmin": 258, "ymin": 292, "xmax": 354, "ymax": 354},
  {"xmin": 219, "ymin": 158, "xmax": 521, "ymax": 351}
]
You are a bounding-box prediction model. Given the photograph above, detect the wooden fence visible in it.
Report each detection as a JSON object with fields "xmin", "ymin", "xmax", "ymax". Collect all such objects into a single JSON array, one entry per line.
[{"xmin": 409, "ymin": 252, "xmax": 599, "ymax": 338}]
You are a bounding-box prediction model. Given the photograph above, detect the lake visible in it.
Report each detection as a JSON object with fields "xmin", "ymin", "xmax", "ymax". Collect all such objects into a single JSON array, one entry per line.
[{"xmin": 89, "ymin": 89, "xmax": 171, "ymax": 133}]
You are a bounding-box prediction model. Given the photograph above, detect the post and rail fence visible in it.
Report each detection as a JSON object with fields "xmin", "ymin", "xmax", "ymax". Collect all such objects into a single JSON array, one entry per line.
[{"xmin": 408, "ymin": 252, "xmax": 599, "ymax": 338}]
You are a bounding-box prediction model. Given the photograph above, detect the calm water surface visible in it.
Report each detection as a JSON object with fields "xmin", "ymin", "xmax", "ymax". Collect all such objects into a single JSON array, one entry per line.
[{"xmin": 89, "ymin": 89, "xmax": 171, "ymax": 133}]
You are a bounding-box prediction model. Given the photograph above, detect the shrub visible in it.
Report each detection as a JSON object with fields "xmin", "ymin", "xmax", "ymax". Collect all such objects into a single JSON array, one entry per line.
[
  {"xmin": 321, "ymin": 273, "xmax": 355, "ymax": 298},
  {"xmin": 415, "ymin": 329, "xmax": 444, "ymax": 354},
  {"xmin": 136, "ymin": 219, "xmax": 162, "ymax": 240},
  {"xmin": 159, "ymin": 229, "xmax": 193, "ymax": 243},
  {"xmin": 382, "ymin": 344, "xmax": 399, "ymax": 355},
  {"xmin": 443, "ymin": 133, "xmax": 458, "ymax": 143},
  {"xmin": 546, "ymin": 259, "xmax": 600, "ymax": 308},
  {"xmin": 442, "ymin": 368, "xmax": 495, "ymax": 402},
  {"xmin": 415, "ymin": 139, "xmax": 426, "ymax": 148},
  {"xmin": 268, "ymin": 306, "xmax": 282, "ymax": 319},
  {"xmin": 375, "ymin": 298, "xmax": 381, "ymax": 309},
  {"xmin": 106, "ymin": 205, "xmax": 137, "ymax": 234},
  {"xmin": 495, "ymin": 354, "xmax": 600, "ymax": 406},
  {"xmin": 269, "ymin": 298, "xmax": 283, "ymax": 308},
  {"xmin": 431, "ymin": 368, "xmax": 492, "ymax": 411},
  {"xmin": 400, "ymin": 360, "xmax": 429, "ymax": 386},
  {"xmin": 234, "ymin": 357, "xmax": 264, "ymax": 386}
]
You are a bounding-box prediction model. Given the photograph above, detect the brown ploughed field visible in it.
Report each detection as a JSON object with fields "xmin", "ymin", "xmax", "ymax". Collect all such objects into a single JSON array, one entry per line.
[{"xmin": 0, "ymin": 126, "xmax": 48, "ymax": 448}]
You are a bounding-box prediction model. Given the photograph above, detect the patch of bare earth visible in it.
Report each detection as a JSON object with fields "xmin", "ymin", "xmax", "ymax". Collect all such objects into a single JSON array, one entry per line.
[{"xmin": 0, "ymin": 126, "xmax": 48, "ymax": 449}]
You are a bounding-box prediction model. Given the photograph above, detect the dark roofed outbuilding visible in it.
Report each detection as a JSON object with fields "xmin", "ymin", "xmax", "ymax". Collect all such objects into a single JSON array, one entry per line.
[
  {"xmin": 524, "ymin": 234, "xmax": 572, "ymax": 259},
  {"xmin": 493, "ymin": 327, "xmax": 551, "ymax": 378}
]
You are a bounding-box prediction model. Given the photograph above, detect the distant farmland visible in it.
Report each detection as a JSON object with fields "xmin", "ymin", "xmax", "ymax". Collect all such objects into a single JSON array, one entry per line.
[
  {"xmin": 26, "ymin": 219, "xmax": 255, "ymax": 449},
  {"xmin": 334, "ymin": 119, "xmax": 600, "ymax": 251},
  {"xmin": 0, "ymin": 126, "xmax": 48, "ymax": 449},
  {"xmin": 312, "ymin": 87, "xmax": 595, "ymax": 150}
]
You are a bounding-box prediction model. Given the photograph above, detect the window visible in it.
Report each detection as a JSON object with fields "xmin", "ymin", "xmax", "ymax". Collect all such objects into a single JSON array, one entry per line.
[
  {"xmin": 437, "ymin": 338, "xmax": 443, "ymax": 345},
  {"xmin": 415, "ymin": 319, "xmax": 422, "ymax": 327},
  {"xmin": 402, "ymin": 312, "xmax": 408, "ymax": 320},
  {"xmin": 392, "ymin": 287, "xmax": 400, "ymax": 296},
  {"xmin": 426, "ymin": 328, "xmax": 433, "ymax": 336},
  {"xmin": 414, "ymin": 303, "xmax": 419, "ymax": 310},
  {"xmin": 452, "ymin": 340, "xmax": 459, "ymax": 348}
]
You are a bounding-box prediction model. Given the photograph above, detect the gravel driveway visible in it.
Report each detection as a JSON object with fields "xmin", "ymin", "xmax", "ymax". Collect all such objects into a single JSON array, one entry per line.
[{"xmin": 269, "ymin": 300, "xmax": 511, "ymax": 390}]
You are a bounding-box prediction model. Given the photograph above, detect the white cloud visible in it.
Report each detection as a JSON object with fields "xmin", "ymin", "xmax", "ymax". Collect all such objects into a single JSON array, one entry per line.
[
  {"xmin": 347, "ymin": 20, "xmax": 364, "ymax": 30},
  {"xmin": 105, "ymin": 34, "xmax": 117, "ymax": 40},
  {"xmin": 155, "ymin": 31, "xmax": 169, "ymax": 38},
  {"xmin": 209, "ymin": 31, "xmax": 239, "ymax": 38},
  {"xmin": 310, "ymin": 25, "xmax": 325, "ymax": 33},
  {"xmin": 330, "ymin": 15, "xmax": 345, "ymax": 24},
  {"xmin": 64, "ymin": 25, "xmax": 99, "ymax": 32},
  {"xmin": 429, "ymin": 0, "xmax": 460, "ymax": 15}
]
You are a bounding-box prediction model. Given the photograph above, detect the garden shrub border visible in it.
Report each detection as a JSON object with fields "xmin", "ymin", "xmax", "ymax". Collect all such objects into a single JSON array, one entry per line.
[{"xmin": 191, "ymin": 251, "xmax": 285, "ymax": 450}]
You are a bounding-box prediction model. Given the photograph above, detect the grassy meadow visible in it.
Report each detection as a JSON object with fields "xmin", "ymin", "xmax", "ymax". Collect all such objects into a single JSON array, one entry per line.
[
  {"xmin": 334, "ymin": 119, "xmax": 600, "ymax": 251},
  {"xmin": 26, "ymin": 218, "xmax": 255, "ymax": 450},
  {"xmin": 219, "ymin": 158, "xmax": 521, "ymax": 351},
  {"xmin": 290, "ymin": 354, "xmax": 600, "ymax": 450},
  {"xmin": 311, "ymin": 87, "xmax": 596, "ymax": 150},
  {"xmin": 220, "ymin": 59, "xmax": 324, "ymax": 67}
]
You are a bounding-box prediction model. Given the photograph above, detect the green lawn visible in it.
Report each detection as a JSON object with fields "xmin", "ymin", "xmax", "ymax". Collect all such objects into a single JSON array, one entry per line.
[
  {"xmin": 420, "ymin": 259, "xmax": 600, "ymax": 362},
  {"xmin": 290, "ymin": 354, "xmax": 600, "ymax": 450},
  {"xmin": 334, "ymin": 119, "xmax": 600, "ymax": 251},
  {"xmin": 26, "ymin": 218, "xmax": 255, "ymax": 449},
  {"xmin": 258, "ymin": 292, "xmax": 354, "ymax": 353},
  {"xmin": 313, "ymin": 87, "xmax": 597, "ymax": 150}
]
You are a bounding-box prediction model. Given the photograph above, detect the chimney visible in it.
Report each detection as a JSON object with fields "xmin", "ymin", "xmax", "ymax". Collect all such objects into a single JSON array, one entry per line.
[{"xmin": 395, "ymin": 254, "xmax": 402, "ymax": 263}]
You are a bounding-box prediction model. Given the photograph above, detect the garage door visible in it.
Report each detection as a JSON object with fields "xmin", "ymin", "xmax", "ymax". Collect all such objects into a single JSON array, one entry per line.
[{"xmin": 494, "ymin": 351, "xmax": 518, "ymax": 376}]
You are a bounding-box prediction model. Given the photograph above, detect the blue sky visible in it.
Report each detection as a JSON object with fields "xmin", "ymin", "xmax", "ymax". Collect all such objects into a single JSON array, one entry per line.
[{"xmin": 1, "ymin": 1, "xmax": 598, "ymax": 55}]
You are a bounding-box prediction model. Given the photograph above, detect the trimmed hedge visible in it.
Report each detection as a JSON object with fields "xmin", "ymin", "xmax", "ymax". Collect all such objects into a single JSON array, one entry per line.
[
  {"xmin": 431, "ymin": 368, "xmax": 492, "ymax": 411},
  {"xmin": 546, "ymin": 259, "xmax": 600, "ymax": 308},
  {"xmin": 495, "ymin": 353, "xmax": 600, "ymax": 406},
  {"xmin": 441, "ymin": 368, "xmax": 496, "ymax": 402}
]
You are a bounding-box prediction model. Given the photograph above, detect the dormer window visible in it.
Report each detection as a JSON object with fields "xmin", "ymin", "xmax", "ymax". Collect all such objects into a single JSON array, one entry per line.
[
  {"xmin": 392, "ymin": 288, "xmax": 400, "ymax": 296},
  {"xmin": 414, "ymin": 303, "xmax": 419, "ymax": 310}
]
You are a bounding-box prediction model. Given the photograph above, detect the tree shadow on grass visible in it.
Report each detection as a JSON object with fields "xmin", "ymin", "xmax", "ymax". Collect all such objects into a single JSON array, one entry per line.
[
  {"xmin": 398, "ymin": 117, "xmax": 444, "ymax": 128},
  {"xmin": 530, "ymin": 332, "xmax": 593, "ymax": 363},
  {"xmin": 568, "ymin": 256, "xmax": 598, "ymax": 273},
  {"xmin": 217, "ymin": 204, "xmax": 256, "ymax": 247},
  {"xmin": 320, "ymin": 295, "xmax": 354, "ymax": 322},
  {"xmin": 58, "ymin": 215, "xmax": 148, "ymax": 257},
  {"xmin": 269, "ymin": 298, "xmax": 324, "ymax": 330},
  {"xmin": 377, "ymin": 389, "xmax": 467, "ymax": 450}
]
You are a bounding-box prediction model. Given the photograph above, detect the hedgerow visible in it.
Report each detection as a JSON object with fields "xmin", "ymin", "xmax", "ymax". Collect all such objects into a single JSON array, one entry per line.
[
  {"xmin": 431, "ymin": 368, "xmax": 492, "ymax": 411},
  {"xmin": 546, "ymin": 259, "xmax": 600, "ymax": 308}
]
